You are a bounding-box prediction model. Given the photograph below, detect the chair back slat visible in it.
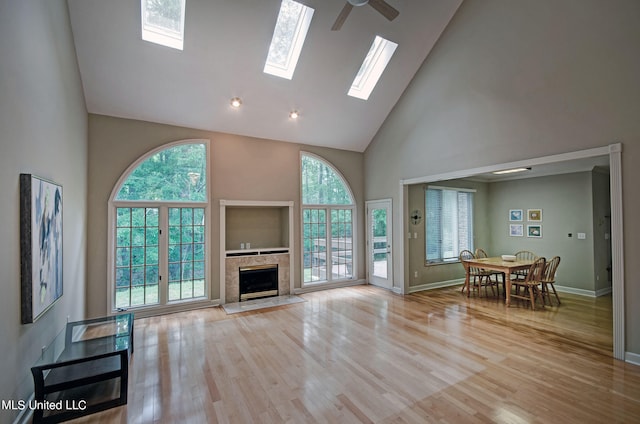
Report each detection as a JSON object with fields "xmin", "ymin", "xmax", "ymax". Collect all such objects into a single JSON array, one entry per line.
[
  {"xmin": 459, "ymin": 249, "xmax": 487, "ymax": 274},
  {"xmin": 475, "ymin": 248, "xmax": 489, "ymax": 258},
  {"xmin": 543, "ymin": 256, "xmax": 561, "ymax": 283},
  {"xmin": 515, "ymin": 250, "xmax": 539, "ymax": 261},
  {"xmin": 459, "ymin": 249, "xmax": 474, "ymax": 272},
  {"xmin": 525, "ymin": 257, "xmax": 546, "ymax": 283}
]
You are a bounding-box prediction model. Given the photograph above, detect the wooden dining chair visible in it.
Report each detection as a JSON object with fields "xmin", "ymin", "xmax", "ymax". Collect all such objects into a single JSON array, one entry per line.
[
  {"xmin": 541, "ymin": 256, "xmax": 561, "ymax": 305},
  {"xmin": 475, "ymin": 248, "xmax": 489, "ymax": 258},
  {"xmin": 459, "ymin": 249, "xmax": 499, "ymax": 297},
  {"xmin": 475, "ymin": 248, "xmax": 504, "ymax": 294},
  {"xmin": 513, "ymin": 250, "xmax": 539, "ymax": 279},
  {"xmin": 512, "ymin": 250, "xmax": 539, "ymax": 294},
  {"xmin": 459, "ymin": 249, "xmax": 475, "ymax": 294},
  {"xmin": 510, "ymin": 257, "xmax": 546, "ymax": 310}
]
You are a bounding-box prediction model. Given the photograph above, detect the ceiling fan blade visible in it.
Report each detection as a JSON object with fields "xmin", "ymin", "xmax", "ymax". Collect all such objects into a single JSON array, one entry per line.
[
  {"xmin": 331, "ymin": 3, "xmax": 353, "ymax": 31},
  {"xmin": 368, "ymin": 0, "xmax": 399, "ymax": 21}
]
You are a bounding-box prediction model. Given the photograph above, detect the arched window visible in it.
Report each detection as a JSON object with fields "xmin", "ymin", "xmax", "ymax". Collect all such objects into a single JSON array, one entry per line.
[
  {"xmin": 301, "ymin": 153, "xmax": 355, "ymax": 284},
  {"xmin": 109, "ymin": 140, "xmax": 209, "ymax": 313}
]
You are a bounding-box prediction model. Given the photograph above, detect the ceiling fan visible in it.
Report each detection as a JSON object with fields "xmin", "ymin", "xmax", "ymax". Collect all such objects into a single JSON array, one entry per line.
[{"xmin": 331, "ymin": 0, "xmax": 399, "ymax": 31}]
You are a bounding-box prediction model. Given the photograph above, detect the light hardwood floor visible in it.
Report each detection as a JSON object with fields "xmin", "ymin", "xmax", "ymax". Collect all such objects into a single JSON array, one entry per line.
[{"xmin": 70, "ymin": 285, "xmax": 640, "ymax": 423}]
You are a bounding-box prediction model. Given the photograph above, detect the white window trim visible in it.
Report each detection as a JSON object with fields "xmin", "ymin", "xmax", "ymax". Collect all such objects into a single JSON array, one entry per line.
[
  {"xmin": 141, "ymin": 0, "xmax": 186, "ymax": 50},
  {"xmin": 348, "ymin": 35, "xmax": 398, "ymax": 100},
  {"xmin": 264, "ymin": 0, "xmax": 315, "ymax": 80},
  {"xmin": 107, "ymin": 139, "xmax": 213, "ymax": 318}
]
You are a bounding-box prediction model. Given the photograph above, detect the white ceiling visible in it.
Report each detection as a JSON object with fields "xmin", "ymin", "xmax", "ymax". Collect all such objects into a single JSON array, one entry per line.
[{"xmin": 67, "ymin": 0, "xmax": 463, "ymax": 152}]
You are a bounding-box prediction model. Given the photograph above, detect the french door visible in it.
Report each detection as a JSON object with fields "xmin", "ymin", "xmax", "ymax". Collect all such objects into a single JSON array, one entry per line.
[
  {"xmin": 113, "ymin": 205, "xmax": 206, "ymax": 310},
  {"xmin": 366, "ymin": 200, "xmax": 393, "ymax": 289}
]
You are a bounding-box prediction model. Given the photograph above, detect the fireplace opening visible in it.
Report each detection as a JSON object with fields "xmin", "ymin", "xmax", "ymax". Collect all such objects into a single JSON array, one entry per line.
[{"xmin": 239, "ymin": 264, "xmax": 278, "ymax": 301}]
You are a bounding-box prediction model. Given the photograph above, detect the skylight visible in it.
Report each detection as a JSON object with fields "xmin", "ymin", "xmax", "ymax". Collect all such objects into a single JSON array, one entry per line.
[
  {"xmin": 348, "ymin": 35, "xmax": 398, "ymax": 100},
  {"xmin": 264, "ymin": 0, "xmax": 314, "ymax": 80},
  {"xmin": 141, "ymin": 0, "xmax": 186, "ymax": 50}
]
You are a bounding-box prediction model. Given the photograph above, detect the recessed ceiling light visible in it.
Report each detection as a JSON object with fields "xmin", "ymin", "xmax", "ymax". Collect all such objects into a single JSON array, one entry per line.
[
  {"xmin": 230, "ymin": 97, "xmax": 242, "ymax": 108},
  {"xmin": 289, "ymin": 110, "xmax": 299, "ymax": 119},
  {"xmin": 492, "ymin": 167, "xmax": 531, "ymax": 175}
]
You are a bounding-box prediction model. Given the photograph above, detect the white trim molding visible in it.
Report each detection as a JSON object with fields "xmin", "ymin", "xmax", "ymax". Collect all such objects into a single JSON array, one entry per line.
[
  {"xmin": 625, "ymin": 352, "xmax": 640, "ymax": 367},
  {"xmin": 408, "ymin": 278, "xmax": 464, "ymax": 293},
  {"xmin": 294, "ymin": 279, "xmax": 365, "ymax": 294}
]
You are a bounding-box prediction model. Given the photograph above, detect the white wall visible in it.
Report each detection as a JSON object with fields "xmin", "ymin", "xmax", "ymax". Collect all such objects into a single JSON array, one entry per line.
[
  {"xmin": 364, "ymin": 0, "xmax": 640, "ymax": 353},
  {"xmin": 0, "ymin": 0, "xmax": 88, "ymax": 421}
]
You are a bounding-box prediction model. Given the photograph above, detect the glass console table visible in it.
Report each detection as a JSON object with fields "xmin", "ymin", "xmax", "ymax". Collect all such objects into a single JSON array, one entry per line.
[{"xmin": 31, "ymin": 313, "xmax": 134, "ymax": 423}]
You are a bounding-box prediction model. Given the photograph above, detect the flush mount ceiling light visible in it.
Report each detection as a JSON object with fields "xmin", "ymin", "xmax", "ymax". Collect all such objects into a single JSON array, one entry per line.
[
  {"xmin": 492, "ymin": 167, "xmax": 531, "ymax": 175},
  {"xmin": 289, "ymin": 110, "xmax": 299, "ymax": 119},
  {"xmin": 230, "ymin": 97, "xmax": 242, "ymax": 108}
]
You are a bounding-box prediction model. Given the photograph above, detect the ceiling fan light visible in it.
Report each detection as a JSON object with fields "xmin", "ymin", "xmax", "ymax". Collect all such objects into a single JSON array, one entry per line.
[
  {"xmin": 289, "ymin": 110, "xmax": 299, "ymax": 119},
  {"xmin": 230, "ymin": 97, "xmax": 242, "ymax": 108},
  {"xmin": 348, "ymin": 0, "xmax": 369, "ymax": 6}
]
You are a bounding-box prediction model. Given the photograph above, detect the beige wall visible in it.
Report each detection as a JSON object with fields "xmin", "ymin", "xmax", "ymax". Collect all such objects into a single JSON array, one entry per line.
[
  {"xmin": 87, "ymin": 114, "xmax": 364, "ymax": 317},
  {"xmin": 364, "ymin": 0, "xmax": 640, "ymax": 354},
  {"xmin": 487, "ymin": 172, "xmax": 601, "ymax": 292},
  {"xmin": 0, "ymin": 1, "xmax": 88, "ymax": 421}
]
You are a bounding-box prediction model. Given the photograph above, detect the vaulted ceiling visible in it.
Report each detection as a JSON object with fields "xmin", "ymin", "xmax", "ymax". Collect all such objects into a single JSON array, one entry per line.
[{"xmin": 67, "ymin": 0, "xmax": 463, "ymax": 152}]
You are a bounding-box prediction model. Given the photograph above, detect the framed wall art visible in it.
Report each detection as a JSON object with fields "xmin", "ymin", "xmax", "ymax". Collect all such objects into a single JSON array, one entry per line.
[
  {"xmin": 527, "ymin": 209, "xmax": 543, "ymax": 222},
  {"xmin": 20, "ymin": 174, "xmax": 63, "ymax": 324},
  {"xmin": 509, "ymin": 209, "xmax": 523, "ymax": 222},
  {"xmin": 527, "ymin": 224, "xmax": 542, "ymax": 238},
  {"xmin": 509, "ymin": 224, "xmax": 524, "ymax": 237}
]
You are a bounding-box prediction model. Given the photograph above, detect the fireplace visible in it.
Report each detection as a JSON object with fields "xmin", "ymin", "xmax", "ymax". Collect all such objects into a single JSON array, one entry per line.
[{"xmin": 239, "ymin": 264, "xmax": 278, "ymax": 301}]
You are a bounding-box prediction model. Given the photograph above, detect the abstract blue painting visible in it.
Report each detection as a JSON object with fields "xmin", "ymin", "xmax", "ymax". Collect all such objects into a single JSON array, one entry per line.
[{"xmin": 20, "ymin": 174, "xmax": 63, "ymax": 323}]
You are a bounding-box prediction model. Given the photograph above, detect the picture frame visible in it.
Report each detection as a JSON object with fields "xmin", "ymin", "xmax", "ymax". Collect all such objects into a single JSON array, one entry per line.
[
  {"xmin": 509, "ymin": 209, "xmax": 523, "ymax": 221},
  {"xmin": 527, "ymin": 224, "xmax": 542, "ymax": 238},
  {"xmin": 509, "ymin": 224, "xmax": 524, "ymax": 237},
  {"xmin": 527, "ymin": 209, "xmax": 543, "ymax": 222},
  {"xmin": 20, "ymin": 174, "xmax": 63, "ymax": 324}
]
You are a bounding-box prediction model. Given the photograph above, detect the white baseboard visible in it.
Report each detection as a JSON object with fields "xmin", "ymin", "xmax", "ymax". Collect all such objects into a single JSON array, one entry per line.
[
  {"xmin": 555, "ymin": 285, "xmax": 612, "ymax": 298},
  {"xmin": 625, "ymin": 352, "xmax": 640, "ymax": 366},
  {"xmin": 408, "ymin": 278, "xmax": 464, "ymax": 293},
  {"xmin": 129, "ymin": 299, "xmax": 221, "ymax": 318},
  {"xmin": 405, "ymin": 281, "xmax": 613, "ymax": 299},
  {"xmin": 595, "ymin": 286, "xmax": 613, "ymax": 297},
  {"xmin": 294, "ymin": 279, "xmax": 365, "ymax": 294}
]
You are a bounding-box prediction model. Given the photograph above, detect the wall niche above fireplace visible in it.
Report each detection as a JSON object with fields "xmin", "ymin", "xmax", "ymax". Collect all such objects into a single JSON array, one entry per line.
[{"xmin": 225, "ymin": 205, "xmax": 289, "ymax": 252}]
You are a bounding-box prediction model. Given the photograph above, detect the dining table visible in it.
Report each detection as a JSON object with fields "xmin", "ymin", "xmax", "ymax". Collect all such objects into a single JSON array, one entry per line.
[{"xmin": 463, "ymin": 257, "xmax": 535, "ymax": 307}]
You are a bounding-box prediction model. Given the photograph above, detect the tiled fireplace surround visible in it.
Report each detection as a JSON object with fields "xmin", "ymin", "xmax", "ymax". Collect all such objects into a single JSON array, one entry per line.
[{"xmin": 224, "ymin": 253, "xmax": 290, "ymax": 303}]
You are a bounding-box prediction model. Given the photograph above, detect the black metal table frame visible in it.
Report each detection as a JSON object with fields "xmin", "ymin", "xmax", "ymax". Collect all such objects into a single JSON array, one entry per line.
[{"xmin": 31, "ymin": 313, "xmax": 134, "ymax": 423}]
